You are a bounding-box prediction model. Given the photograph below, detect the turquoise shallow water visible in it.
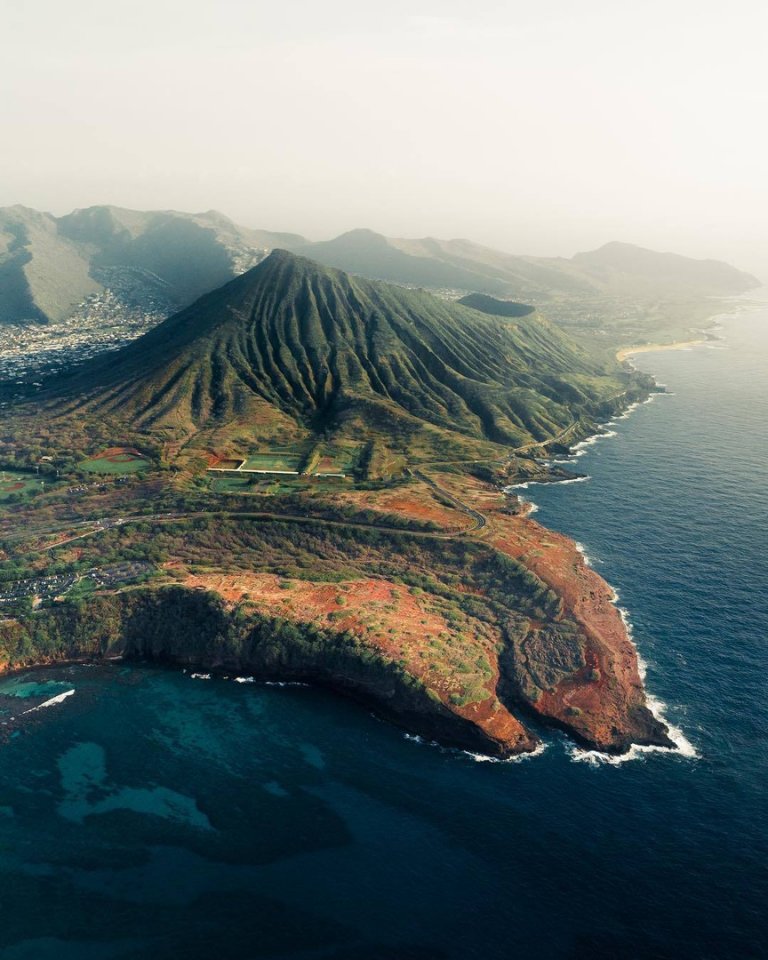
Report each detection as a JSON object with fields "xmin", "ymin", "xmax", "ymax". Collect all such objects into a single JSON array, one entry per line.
[{"xmin": 0, "ymin": 306, "xmax": 767, "ymax": 959}]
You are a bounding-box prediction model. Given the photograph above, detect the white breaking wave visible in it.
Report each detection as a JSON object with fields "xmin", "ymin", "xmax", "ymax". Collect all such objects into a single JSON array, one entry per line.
[
  {"xmin": 463, "ymin": 741, "xmax": 549, "ymax": 764},
  {"xmin": 233, "ymin": 676, "xmax": 308, "ymax": 687},
  {"xmin": 571, "ymin": 429, "xmax": 617, "ymax": 453},
  {"xmin": 567, "ymin": 603, "xmax": 698, "ymax": 766},
  {"xmin": 567, "ymin": 701, "xmax": 698, "ymax": 766},
  {"xmin": 503, "ymin": 475, "xmax": 590, "ymax": 495},
  {"xmin": 190, "ymin": 673, "xmax": 211, "ymax": 680},
  {"xmin": 574, "ymin": 541, "xmax": 597, "ymax": 567},
  {"xmin": 22, "ymin": 689, "xmax": 75, "ymax": 714},
  {"xmin": 613, "ymin": 401, "xmax": 643, "ymax": 420},
  {"xmin": 403, "ymin": 732, "xmax": 549, "ymax": 764}
]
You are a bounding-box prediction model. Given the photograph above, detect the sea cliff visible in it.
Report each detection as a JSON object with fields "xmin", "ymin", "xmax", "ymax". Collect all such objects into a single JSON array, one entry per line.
[{"xmin": 0, "ymin": 486, "xmax": 673, "ymax": 757}]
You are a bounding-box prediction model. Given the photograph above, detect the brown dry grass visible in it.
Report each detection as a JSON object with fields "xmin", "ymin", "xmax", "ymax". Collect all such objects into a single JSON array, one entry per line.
[{"xmin": 321, "ymin": 480, "xmax": 473, "ymax": 531}]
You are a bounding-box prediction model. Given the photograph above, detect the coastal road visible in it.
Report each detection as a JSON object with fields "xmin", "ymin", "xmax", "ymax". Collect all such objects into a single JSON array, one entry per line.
[
  {"xmin": 407, "ymin": 468, "xmax": 487, "ymax": 531},
  {"xmin": 8, "ymin": 503, "xmax": 484, "ymax": 556}
]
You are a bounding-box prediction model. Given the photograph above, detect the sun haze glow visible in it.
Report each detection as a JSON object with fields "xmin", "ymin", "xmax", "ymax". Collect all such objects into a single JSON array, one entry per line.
[{"xmin": 2, "ymin": 0, "xmax": 766, "ymax": 274}]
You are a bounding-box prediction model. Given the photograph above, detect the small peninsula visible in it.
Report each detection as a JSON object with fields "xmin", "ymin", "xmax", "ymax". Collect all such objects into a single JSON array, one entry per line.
[{"xmin": 0, "ymin": 252, "xmax": 674, "ymax": 756}]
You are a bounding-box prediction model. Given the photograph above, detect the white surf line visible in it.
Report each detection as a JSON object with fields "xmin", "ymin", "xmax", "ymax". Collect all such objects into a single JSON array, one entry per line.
[
  {"xmin": 574, "ymin": 541, "xmax": 599, "ymax": 567},
  {"xmin": 503, "ymin": 475, "xmax": 591, "ymax": 494},
  {"xmin": 509, "ymin": 384, "xmax": 695, "ymax": 764},
  {"xmin": 568, "ymin": 602, "xmax": 698, "ymax": 766},
  {"xmin": 462, "ymin": 741, "xmax": 549, "ymax": 764},
  {"xmin": 563, "ymin": 541, "xmax": 697, "ymax": 766},
  {"xmin": 402, "ymin": 732, "xmax": 549, "ymax": 764},
  {"xmin": 570, "ymin": 429, "xmax": 618, "ymax": 455},
  {"xmin": 21, "ymin": 689, "xmax": 75, "ymax": 714},
  {"xmin": 503, "ymin": 475, "xmax": 591, "ymax": 521},
  {"xmin": 192, "ymin": 673, "xmax": 310, "ymax": 687}
]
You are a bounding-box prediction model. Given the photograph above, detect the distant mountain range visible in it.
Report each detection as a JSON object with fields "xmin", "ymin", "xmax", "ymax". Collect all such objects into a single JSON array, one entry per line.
[
  {"xmin": 53, "ymin": 250, "xmax": 637, "ymax": 455},
  {"xmin": 0, "ymin": 205, "xmax": 303, "ymax": 324},
  {"xmin": 293, "ymin": 229, "xmax": 760, "ymax": 301},
  {"xmin": 0, "ymin": 204, "xmax": 759, "ymax": 325}
]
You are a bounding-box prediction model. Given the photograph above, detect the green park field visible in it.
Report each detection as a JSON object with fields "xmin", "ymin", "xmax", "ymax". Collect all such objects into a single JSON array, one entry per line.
[
  {"xmin": 81, "ymin": 448, "xmax": 150, "ymax": 475},
  {"xmin": 0, "ymin": 471, "xmax": 46, "ymax": 501}
]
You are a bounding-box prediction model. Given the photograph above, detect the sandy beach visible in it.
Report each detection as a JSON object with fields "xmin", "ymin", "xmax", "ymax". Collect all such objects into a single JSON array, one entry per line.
[{"xmin": 616, "ymin": 338, "xmax": 706, "ymax": 362}]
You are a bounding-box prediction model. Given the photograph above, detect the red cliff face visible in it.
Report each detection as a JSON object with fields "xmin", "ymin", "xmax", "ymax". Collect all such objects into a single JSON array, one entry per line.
[
  {"xmin": 0, "ymin": 465, "xmax": 673, "ymax": 759},
  {"xmin": 172, "ymin": 570, "xmax": 541, "ymax": 759},
  {"xmin": 429, "ymin": 471, "xmax": 674, "ymax": 753},
  {"xmin": 491, "ymin": 516, "xmax": 673, "ymax": 751}
]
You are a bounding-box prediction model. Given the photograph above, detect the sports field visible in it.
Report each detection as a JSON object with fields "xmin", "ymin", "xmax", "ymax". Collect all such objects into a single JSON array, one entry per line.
[
  {"xmin": 0, "ymin": 471, "xmax": 45, "ymax": 500},
  {"xmin": 81, "ymin": 447, "xmax": 150, "ymax": 475},
  {"xmin": 241, "ymin": 452, "xmax": 302, "ymax": 473},
  {"xmin": 207, "ymin": 445, "xmax": 359, "ymax": 480}
]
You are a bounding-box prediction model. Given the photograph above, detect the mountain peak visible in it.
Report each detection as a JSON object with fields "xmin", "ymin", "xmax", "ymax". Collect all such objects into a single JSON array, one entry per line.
[
  {"xmin": 232, "ymin": 246, "xmax": 338, "ymax": 288},
  {"xmin": 261, "ymin": 246, "xmax": 303, "ymax": 264},
  {"xmin": 56, "ymin": 253, "xmax": 618, "ymax": 454}
]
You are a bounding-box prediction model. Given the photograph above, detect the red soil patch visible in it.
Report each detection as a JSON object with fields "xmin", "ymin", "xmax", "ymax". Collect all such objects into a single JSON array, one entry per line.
[
  {"xmin": 176, "ymin": 572, "xmax": 447, "ymax": 651},
  {"xmin": 96, "ymin": 447, "xmax": 144, "ymax": 460},
  {"xmin": 1, "ymin": 482, "xmax": 24, "ymax": 492},
  {"xmin": 325, "ymin": 484, "xmax": 472, "ymax": 531},
  {"xmin": 167, "ymin": 567, "xmax": 533, "ymax": 752}
]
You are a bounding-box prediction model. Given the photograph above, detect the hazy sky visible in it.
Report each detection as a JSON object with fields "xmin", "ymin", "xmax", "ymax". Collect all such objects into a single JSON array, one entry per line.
[{"xmin": 2, "ymin": 0, "xmax": 766, "ymax": 274}]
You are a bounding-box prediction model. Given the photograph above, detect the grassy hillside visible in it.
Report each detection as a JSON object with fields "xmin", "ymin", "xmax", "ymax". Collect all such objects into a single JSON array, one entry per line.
[{"xmin": 48, "ymin": 250, "xmax": 637, "ymax": 457}]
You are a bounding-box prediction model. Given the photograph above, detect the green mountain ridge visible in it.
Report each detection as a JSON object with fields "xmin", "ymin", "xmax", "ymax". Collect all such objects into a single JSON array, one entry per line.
[{"xmin": 52, "ymin": 250, "xmax": 636, "ymax": 453}]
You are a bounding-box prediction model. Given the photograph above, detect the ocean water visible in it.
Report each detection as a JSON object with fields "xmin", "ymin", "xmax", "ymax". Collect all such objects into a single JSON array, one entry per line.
[{"xmin": 1, "ymin": 307, "xmax": 767, "ymax": 959}]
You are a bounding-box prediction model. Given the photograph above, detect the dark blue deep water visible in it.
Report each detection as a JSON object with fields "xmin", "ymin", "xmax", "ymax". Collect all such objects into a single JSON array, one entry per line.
[{"xmin": 1, "ymin": 307, "xmax": 767, "ymax": 959}]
